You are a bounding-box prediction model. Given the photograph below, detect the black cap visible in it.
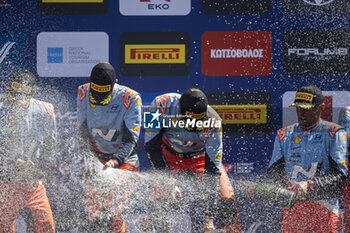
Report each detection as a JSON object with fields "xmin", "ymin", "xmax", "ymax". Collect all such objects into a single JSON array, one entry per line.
[
  {"xmin": 180, "ymin": 88, "xmax": 208, "ymax": 119},
  {"xmin": 89, "ymin": 62, "xmax": 116, "ymax": 105},
  {"xmin": 290, "ymin": 85, "xmax": 324, "ymax": 110},
  {"xmin": 8, "ymin": 70, "xmax": 36, "ymax": 99}
]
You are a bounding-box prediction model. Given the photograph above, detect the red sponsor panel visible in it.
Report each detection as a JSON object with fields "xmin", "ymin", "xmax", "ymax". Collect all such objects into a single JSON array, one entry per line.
[{"xmin": 202, "ymin": 31, "xmax": 272, "ymax": 76}]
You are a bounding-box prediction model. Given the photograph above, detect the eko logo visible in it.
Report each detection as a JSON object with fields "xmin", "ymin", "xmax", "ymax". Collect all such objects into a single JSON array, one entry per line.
[
  {"xmin": 119, "ymin": 0, "xmax": 190, "ymax": 16},
  {"xmin": 303, "ymin": 0, "xmax": 335, "ymax": 6}
]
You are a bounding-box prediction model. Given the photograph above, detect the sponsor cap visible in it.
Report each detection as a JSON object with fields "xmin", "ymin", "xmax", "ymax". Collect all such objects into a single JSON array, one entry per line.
[
  {"xmin": 290, "ymin": 85, "xmax": 324, "ymax": 110},
  {"xmin": 8, "ymin": 70, "xmax": 36, "ymax": 101},
  {"xmin": 89, "ymin": 62, "xmax": 116, "ymax": 106},
  {"xmin": 180, "ymin": 88, "xmax": 208, "ymax": 119}
]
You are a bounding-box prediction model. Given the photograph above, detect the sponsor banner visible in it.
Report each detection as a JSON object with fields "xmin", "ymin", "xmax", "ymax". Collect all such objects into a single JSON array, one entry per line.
[
  {"xmin": 284, "ymin": 0, "xmax": 350, "ymax": 15},
  {"xmin": 282, "ymin": 91, "xmax": 350, "ymax": 126},
  {"xmin": 120, "ymin": 32, "xmax": 190, "ymax": 76},
  {"xmin": 125, "ymin": 44, "xmax": 186, "ymax": 64},
  {"xmin": 211, "ymin": 105, "xmax": 267, "ymax": 124},
  {"xmin": 37, "ymin": 32, "xmax": 109, "ymax": 77},
  {"xmin": 0, "ymin": 32, "xmax": 26, "ymax": 77},
  {"xmin": 202, "ymin": 31, "xmax": 272, "ymax": 76},
  {"xmin": 120, "ymin": 0, "xmax": 191, "ymax": 16},
  {"xmin": 283, "ymin": 31, "xmax": 350, "ymax": 75},
  {"xmin": 202, "ymin": 0, "xmax": 271, "ymax": 15},
  {"xmin": 207, "ymin": 92, "xmax": 272, "ymax": 136},
  {"xmin": 0, "ymin": 0, "xmax": 25, "ymax": 15},
  {"xmin": 37, "ymin": 0, "xmax": 107, "ymax": 15}
]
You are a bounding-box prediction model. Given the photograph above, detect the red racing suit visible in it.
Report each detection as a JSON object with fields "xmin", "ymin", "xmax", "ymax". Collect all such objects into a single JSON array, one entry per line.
[
  {"xmin": 0, "ymin": 96, "xmax": 57, "ymax": 233},
  {"xmin": 144, "ymin": 93, "xmax": 241, "ymax": 233},
  {"xmin": 267, "ymin": 119, "xmax": 348, "ymax": 233}
]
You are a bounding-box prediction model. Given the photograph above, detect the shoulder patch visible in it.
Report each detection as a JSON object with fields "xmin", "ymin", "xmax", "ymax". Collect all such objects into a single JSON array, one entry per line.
[
  {"xmin": 208, "ymin": 106, "xmax": 221, "ymax": 121},
  {"xmin": 122, "ymin": 86, "xmax": 139, "ymax": 110},
  {"xmin": 277, "ymin": 127, "xmax": 288, "ymax": 141},
  {"xmin": 155, "ymin": 95, "xmax": 170, "ymax": 115},
  {"xmin": 329, "ymin": 123, "xmax": 344, "ymax": 139},
  {"xmin": 78, "ymin": 83, "xmax": 89, "ymax": 102}
]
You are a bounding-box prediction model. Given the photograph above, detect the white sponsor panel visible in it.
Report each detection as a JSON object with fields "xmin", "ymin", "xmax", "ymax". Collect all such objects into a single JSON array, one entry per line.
[
  {"xmin": 119, "ymin": 0, "xmax": 191, "ymax": 16},
  {"xmin": 282, "ymin": 91, "xmax": 350, "ymax": 126},
  {"xmin": 37, "ymin": 32, "xmax": 109, "ymax": 77}
]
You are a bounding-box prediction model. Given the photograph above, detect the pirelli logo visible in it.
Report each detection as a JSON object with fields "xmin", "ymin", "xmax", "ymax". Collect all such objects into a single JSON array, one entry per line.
[
  {"xmin": 295, "ymin": 92, "xmax": 314, "ymax": 102},
  {"xmin": 211, "ymin": 105, "xmax": 267, "ymax": 124},
  {"xmin": 42, "ymin": 0, "xmax": 103, "ymax": 2},
  {"xmin": 11, "ymin": 82, "xmax": 32, "ymax": 95},
  {"xmin": 91, "ymin": 83, "xmax": 111, "ymax": 92},
  {"xmin": 125, "ymin": 44, "xmax": 185, "ymax": 64}
]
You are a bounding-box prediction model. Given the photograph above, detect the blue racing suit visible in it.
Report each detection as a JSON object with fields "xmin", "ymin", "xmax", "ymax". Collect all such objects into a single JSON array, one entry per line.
[
  {"xmin": 76, "ymin": 82, "xmax": 142, "ymax": 233},
  {"xmin": 77, "ymin": 82, "xmax": 142, "ymax": 169},
  {"xmin": 267, "ymin": 119, "xmax": 348, "ymax": 233}
]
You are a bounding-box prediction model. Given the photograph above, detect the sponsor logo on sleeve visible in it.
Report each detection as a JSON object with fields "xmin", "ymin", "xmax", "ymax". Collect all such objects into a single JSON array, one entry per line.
[
  {"xmin": 120, "ymin": 32, "xmax": 190, "ymax": 76},
  {"xmin": 0, "ymin": 32, "xmax": 26, "ymax": 77},
  {"xmin": 37, "ymin": 32, "xmax": 109, "ymax": 77},
  {"xmin": 37, "ymin": 0, "xmax": 107, "ymax": 15},
  {"xmin": 120, "ymin": 0, "xmax": 190, "ymax": 16},
  {"xmin": 202, "ymin": 31, "xmax": 272, "ymax": 76},
  {"xmin": 284, "ymin": 31, "xmax": 350, "ymax": 75}
]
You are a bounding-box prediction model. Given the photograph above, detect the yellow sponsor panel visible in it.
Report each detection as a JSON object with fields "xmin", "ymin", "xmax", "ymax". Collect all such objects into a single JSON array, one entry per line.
[
  {"xmin": 125, "ymin": 44, "xmax": 186, "ymax": 64},
  {"xmin": 211, "ymin": 105, "xmax": 267, "ymax": 124},
  {"xmin": 43, "ymin": 0, "xmax": 103, "ymax": 2}
]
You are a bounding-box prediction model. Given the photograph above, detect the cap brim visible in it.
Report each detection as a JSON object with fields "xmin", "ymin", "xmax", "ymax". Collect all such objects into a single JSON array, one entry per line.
[{"xmin": 289, "ymin": 102, "xmax": 314, "ymax": 109}]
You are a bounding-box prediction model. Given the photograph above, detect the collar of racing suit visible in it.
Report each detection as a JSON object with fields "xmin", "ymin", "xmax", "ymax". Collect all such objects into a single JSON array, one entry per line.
[{"xmin": 301, "ymin": 119, "xmax": 320, "ymax": 132}]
